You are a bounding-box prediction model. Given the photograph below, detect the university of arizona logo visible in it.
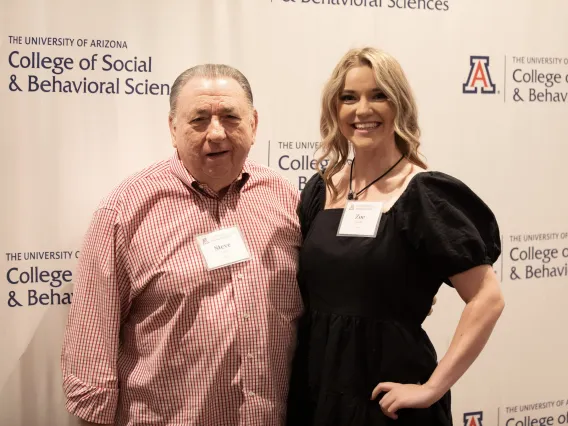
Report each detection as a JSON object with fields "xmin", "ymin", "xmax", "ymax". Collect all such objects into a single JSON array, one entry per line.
[
  {"xmin": 463, "ymin": 411, "xmax": 483, "ymax": 426},
  {"xmin": 463, "ymin": 56, "xmax": 496, "ymax": 94}
]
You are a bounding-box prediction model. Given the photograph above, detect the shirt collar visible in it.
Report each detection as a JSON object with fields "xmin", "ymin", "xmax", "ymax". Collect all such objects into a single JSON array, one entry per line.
[{"xmin": 169, "ymin": 151, "xmax": 251, "ymax": 198}]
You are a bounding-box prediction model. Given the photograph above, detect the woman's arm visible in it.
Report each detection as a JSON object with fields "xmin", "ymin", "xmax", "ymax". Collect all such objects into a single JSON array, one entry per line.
[{"xmin": 371, "ymin": 264, "xmax": 505, "ymax": 420}]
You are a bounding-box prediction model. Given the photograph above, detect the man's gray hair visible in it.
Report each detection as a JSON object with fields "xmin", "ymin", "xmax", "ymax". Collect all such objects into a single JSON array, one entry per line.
[{"xmin": 169, "ymin": 64, "xmax": 254, "ymax": 119}]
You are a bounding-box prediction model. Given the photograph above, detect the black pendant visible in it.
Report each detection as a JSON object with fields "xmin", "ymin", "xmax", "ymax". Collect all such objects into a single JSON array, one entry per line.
[{"xmin": 347, "ymin": 191, "xmax": 355, "ymax": 200}]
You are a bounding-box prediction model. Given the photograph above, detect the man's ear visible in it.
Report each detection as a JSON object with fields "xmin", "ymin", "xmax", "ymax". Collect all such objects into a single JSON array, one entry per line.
[
  {"xmin": 250, "ymin": 108, "xmax": 259, "ymax": 145},
  {"xmin": 169, "ymin": 114, "xmax": 177, "ymax": 148}
]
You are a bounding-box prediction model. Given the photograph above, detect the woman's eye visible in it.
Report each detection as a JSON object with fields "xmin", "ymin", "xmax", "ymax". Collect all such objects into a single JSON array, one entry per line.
[{"xmin": 339, "ymin": 94, "xmax": 356, "ymax": 102}]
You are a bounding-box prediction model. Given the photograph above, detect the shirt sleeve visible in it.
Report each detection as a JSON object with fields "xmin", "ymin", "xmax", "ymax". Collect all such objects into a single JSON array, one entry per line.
[
  {"xmin": 398, "ymin": 171, "xmax": 502, "ymax": 286},
  {"xmin": 61, "ymin": 207, "xmax": 132, "ymax": 424},
  {"xmin": 297, "ymin": 172, "xmax": 325, "ymax": 241}
]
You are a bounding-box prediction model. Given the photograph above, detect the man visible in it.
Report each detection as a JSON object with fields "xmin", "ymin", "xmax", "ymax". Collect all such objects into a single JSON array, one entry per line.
[{"xmin": 61, "ymin": 64, "xmax": 303, "ymax": 425}]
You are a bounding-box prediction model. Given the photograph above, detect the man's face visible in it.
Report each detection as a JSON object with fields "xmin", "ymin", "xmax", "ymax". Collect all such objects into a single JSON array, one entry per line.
[{"xmin": 169, "ymin": 76, "xmax": 258, "ymax": 192}]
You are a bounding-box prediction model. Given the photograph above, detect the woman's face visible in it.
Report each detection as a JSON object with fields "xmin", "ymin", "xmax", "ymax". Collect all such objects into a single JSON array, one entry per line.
[{"xmin": 337, "ymin": 65, "xmax": 396, "ymax": 152}]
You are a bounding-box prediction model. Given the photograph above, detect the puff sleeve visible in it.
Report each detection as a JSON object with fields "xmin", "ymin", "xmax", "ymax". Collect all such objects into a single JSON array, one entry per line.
[
  {"xmin": 297, "ymin": 172, "xmax": 325, "ymax": 241},
  {"xmin": 398, "ymin": 171, "xmax": 501, "ymax": 285}
]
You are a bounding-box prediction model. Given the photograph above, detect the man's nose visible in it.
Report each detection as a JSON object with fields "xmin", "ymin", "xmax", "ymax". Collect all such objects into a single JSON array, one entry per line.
[{"xmin": 207, "ymin": 117, "xmax": 226, "ymax": 142}]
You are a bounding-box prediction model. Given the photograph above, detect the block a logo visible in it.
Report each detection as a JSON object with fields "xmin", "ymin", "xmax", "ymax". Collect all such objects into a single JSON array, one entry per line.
[
  {"xmin": 464, "ymin": 411, "xmax": 483, "ymax": 426},
  {"xmin": 463, "ymin": 56, "xmax": 496, "ymax": 94}
]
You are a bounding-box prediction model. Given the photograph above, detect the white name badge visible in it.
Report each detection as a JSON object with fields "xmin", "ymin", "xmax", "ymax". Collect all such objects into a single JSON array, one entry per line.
[
  {"xmin": 196, "ymin": 227, "xmax": 251, "ymax": 270},
  {"xmin": 337, "ymin": 201, "xmax": 384, "ymax": 238}
]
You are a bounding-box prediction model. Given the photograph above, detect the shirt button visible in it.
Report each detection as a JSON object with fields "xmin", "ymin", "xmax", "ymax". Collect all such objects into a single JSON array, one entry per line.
[
  {"xmin": 237, "ymin": 273, "xmax": 244, "ymax": 280},
  {"xmin": 248, "ymin": 391, "xmax": 255, "ymax": 397},
  {"xmin": 247, "ymin": 353, "xmax": 254, "ymax": 359},
  {"xmin": 243, "ymin": 313, "xmax": 250, "ymax": 320}
]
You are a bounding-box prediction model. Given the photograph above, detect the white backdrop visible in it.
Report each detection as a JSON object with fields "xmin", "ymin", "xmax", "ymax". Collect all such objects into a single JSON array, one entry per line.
[{"xmin": 2, "ymin": 0, "xmax": 568, "ymax": 425}]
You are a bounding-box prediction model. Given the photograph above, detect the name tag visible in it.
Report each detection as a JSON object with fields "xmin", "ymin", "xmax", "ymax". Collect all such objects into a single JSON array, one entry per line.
[
  {"xmin": 196, "ymin": 226, "xmax": 251, "ymax": 270},
  {"xmin": 337, "ymin": 201, "xmax": 384, "ymax": 238}
]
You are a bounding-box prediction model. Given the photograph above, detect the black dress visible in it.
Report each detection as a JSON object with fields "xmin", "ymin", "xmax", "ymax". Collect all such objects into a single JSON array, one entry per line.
[{"xmin": 286, "ymin": 171, "xmax": 501, "ymax": 426}]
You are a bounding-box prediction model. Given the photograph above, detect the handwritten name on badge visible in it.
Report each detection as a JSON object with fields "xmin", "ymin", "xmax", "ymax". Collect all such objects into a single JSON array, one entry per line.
[
  {"xmin": 337, "ymin": 201, "xmax": 384, "ymax": 238},
  {"xmin": 197, "ymin": 227, "xmax": 251, "ymax": 270}
]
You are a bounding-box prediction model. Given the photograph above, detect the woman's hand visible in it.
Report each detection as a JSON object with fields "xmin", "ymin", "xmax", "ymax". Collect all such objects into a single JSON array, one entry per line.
[
  {"xmin": 370, "ymin": 382, "xmax": 440, "ymax": 420},
  {"xmin": 371, "ymin": 265, "xmax": 504, "ymax": 421}
]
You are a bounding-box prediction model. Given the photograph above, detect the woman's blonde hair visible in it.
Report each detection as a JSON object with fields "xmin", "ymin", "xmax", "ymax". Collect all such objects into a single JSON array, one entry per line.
[{"xmin": 317, "ymin": 47, "xmax": 427, "ymax": 200}]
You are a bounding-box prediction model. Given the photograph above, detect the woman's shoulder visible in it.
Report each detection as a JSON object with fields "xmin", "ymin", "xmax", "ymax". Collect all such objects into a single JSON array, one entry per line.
[
  {"xmin": 297, "ymin": 171, "xmax": 327, "ymax": 239},
  {"xmin": 407, "ymin": 169, "xmax": 470, "ymax": 189},
  {"xmin": 396, "ymin": 169, "xmax": 501, "ymax": 284},
  {"xmin": 396, "ymin": 168, "xmax": 500, "ymax": 247},
  {"xmin": 303, "ymin": 171, "xmax": 325, "ymax": 192},
  {"xmin": 300, "ymin": 172, "xmax": 326, "ymax": 204},
  {"xmin": 398, "ymin": 170, "xmax": 489, "ymax": 210}
]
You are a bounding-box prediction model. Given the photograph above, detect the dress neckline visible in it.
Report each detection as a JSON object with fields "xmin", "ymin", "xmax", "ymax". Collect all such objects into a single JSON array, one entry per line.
[{"xmin": 321, "ymin": 171, "xmax": 430, "ymax": 214}]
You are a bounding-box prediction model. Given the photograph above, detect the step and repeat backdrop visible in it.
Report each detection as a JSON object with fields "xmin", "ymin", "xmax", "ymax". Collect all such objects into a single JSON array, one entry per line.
[{"xmin": 1, "ymin": 0, "xmax": 567, "ymax": 424}]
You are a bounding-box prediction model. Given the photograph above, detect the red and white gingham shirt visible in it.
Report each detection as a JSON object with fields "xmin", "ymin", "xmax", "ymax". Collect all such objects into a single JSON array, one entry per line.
[{"xmin": 61, "ymin": 153, "xmax": 303, "ymax": 426}]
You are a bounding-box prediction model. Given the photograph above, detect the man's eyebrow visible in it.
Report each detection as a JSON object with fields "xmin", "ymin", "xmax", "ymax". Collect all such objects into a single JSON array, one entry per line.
[
  {"xmin": 192, "ymin": 108, "xmax": 210, "ymax": 115},
  {"xmin": 219, "ymin": 106, "xmax": 238, "ymax": 114},
  {"xmin": 190, "ymin": 106, "xmax": 238, "ymax": 115}
]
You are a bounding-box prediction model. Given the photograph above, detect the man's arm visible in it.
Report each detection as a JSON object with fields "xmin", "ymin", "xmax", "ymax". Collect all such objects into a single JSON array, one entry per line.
[{"xmin": 61, "ymin": 207, "xmax": 131, "ymax": 424}]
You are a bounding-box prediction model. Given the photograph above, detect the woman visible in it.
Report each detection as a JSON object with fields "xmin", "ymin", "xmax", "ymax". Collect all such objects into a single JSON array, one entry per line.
[{"xmin": 286, "ymin": 47, "xmax": 505, "ymax": 425}]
